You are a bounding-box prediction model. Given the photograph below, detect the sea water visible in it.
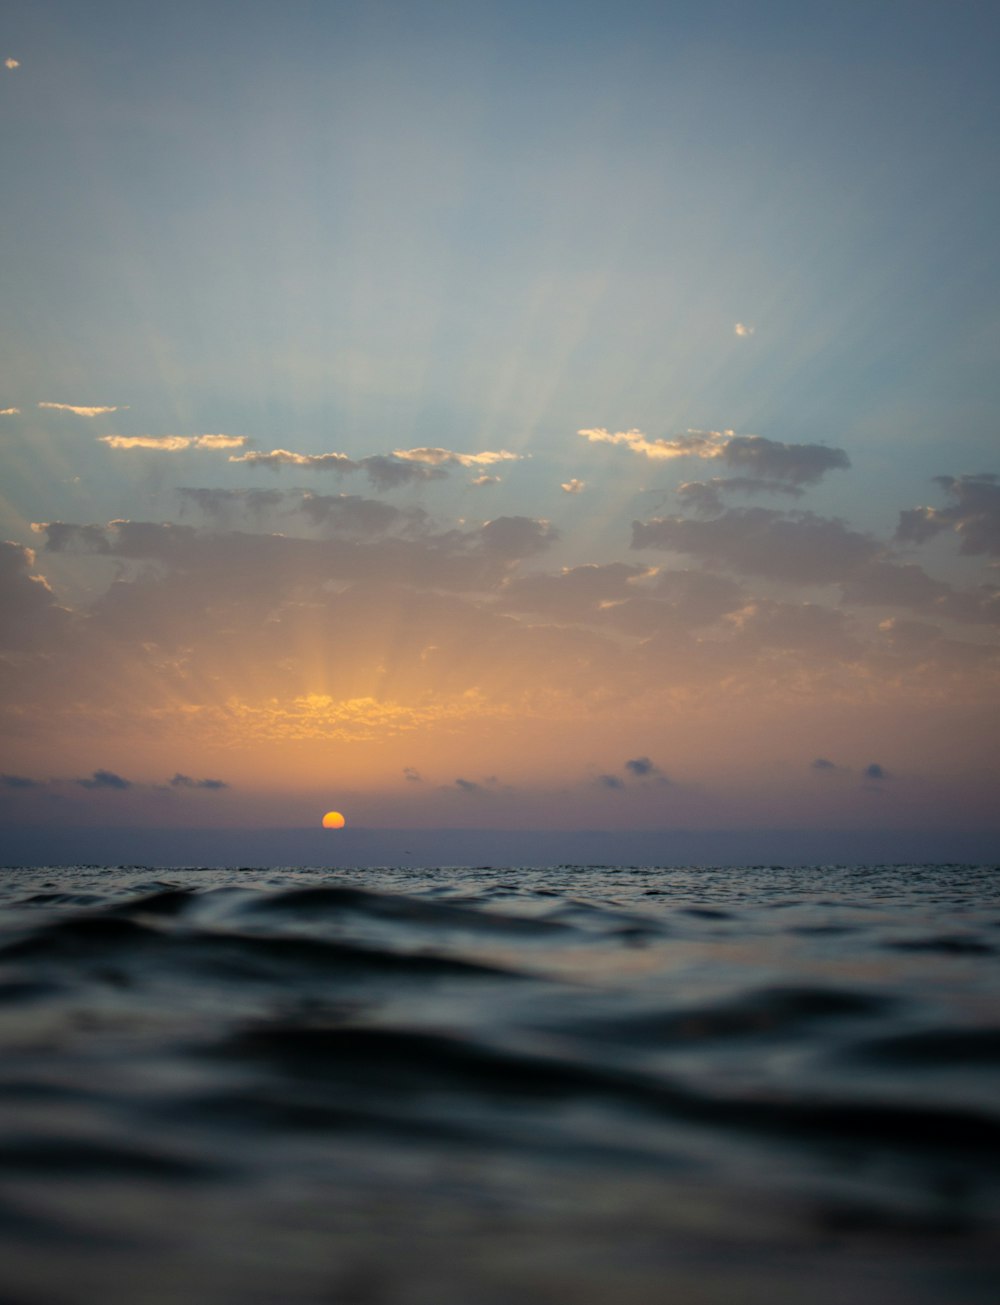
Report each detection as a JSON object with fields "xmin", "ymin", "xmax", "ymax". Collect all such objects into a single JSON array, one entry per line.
[{"xmin": 0, "ymin": 863, "xmax": 997, "ymax": 1304}]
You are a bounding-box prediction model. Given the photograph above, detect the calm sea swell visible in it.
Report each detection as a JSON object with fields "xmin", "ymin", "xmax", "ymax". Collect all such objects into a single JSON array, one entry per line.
[{"xmin": 0, "ymin": 863, "xmax": 997, "ymax": 1304}]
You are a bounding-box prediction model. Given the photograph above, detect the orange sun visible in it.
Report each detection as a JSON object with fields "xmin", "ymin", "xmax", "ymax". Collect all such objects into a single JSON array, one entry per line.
[{"xmin": 321, "ymin": 810, "xmax": 346, "ymax": 829}]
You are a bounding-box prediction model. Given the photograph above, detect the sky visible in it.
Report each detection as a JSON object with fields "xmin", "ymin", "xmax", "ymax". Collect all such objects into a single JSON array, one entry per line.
[{"xmin": 2, "ymin": 0, "xmax": 999, "ymax": 864}]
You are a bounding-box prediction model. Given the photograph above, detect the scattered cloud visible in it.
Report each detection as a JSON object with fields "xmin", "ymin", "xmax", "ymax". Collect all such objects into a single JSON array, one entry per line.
[
  {"xmin": 77, "ymin": 769, "xmax": 131, "ymax": 790},
  {"xmin": 229, "ymin": 446, "xmax": 520, "ymax": 490},
  {"xmin": 392, "ymin": 447, "xmax": 521, "ymax": 469},
  {"xmin": 632, "ymin": 508, "xmax": 879, "ymax": 584},
  {"xmin": 39, "ymin": 402, "xmax": 125, "ymax": 417},
  {"xmin": 471, "ymin": 475, "xmax": 501, "ymax": 487},
  {"xmin": 677, "ymin": 478, "xmax": 806, "ymax": 516},
  {"xmin": 2, "ymin": 774, "xmax": 40, "ymax": 788},
  {"xmin": 561, "ymin": 479, "xmax": 586, "ymax": 494},
  {"xmin": 101, "ymin": 434, "xmax": 247, "ymax": 451},
  {"xmin": 625, "ymin": 756, "xmax": 662, "ymax": 778},
  {"xmin": 734, "ymin": 322, "xmax": 754, "ymax": 337},
  {"xmin": 403, "ymin": 767, "xmax": 422, "ymax": 783},
  {"xmin": 580, "ymin": 428, "xmax": 848, "ymax": 484},
  {"xmin": 480, "ymin": 515, "xmax": 557, "ymax": 558},
  {"xmin": 455, "ymin": 777, "xmax": 487, "ymax": 795},
  {"xmin": 864, "ymin": 763, "xmax": 887, "ymax": 781},
  {"xmin": 579, "ymin": 427, "xmax": 727, "ymax": 462},
  {"xmin": 597, "ymin": 773, "xmax": 624, "ymax": 789},
  {"xmin": 812, "ymin": 758, "xmax": 838, "ymax": 771},
  {"xmin": 896, "ymin": 474, "xmax": 1000, "ymax": 556},
  {"xmin": 169, "ymin": 773, "xmax": 228, "ymax": 790},
  {"xmin": 5, "ymin": 58, "xmax": 20, "ymax": 70},
  {"xmin": 0, "ymin": 407, "xmax": 20, "ymax": 416}
]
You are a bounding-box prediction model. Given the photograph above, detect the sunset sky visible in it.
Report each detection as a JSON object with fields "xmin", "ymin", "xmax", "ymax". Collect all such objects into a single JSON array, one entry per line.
[{"xmin": 2, "ymin": 1, "xmax": 999, "ymax": 863}]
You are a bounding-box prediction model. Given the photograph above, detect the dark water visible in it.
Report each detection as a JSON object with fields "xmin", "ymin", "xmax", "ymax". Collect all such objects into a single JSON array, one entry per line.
[{"xmin": 0, "ymin": 863, "xmax": 998, "ymax": 1304}]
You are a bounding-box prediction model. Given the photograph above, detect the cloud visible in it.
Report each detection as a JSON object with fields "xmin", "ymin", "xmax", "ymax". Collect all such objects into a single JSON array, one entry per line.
[
  {"xmin": 169, "ymin": 773, "xmax": 228, "ymax": 790},
  {"xmin": 597, "ymin": 773, "xmax": 624, "ymax": 789},
  {"xmin": 471, "ymin": 475, "xmax": 501, "ymax": 487},
  {"xmin": 296, "ymin": 493, "xmax": 429, "ymax": 538},
  {"xmin": 77, "ymin": 769, "xmax": 131, "ymax": 790},
  {"xmin": 5, "ymin": 58, "xmax": 20, "ymax": 70},
  {"xmin": 0, "ymin": 540, "xmax": 67, "ymax": 647},
  {"xmin": 579, "ymin": 427, "xmax": 727, "ymax": 462},
  {"xmin": 840, "ymin": 561, "xmax": 1000, "ymax": 626},
  {"xmin": 479, "ymin": 515, "xmax": 557, "ymax": 558},
  {"xmin": 734, "ymin": 322, "xmax": 754, "ymax": 337},
  {"xmin": 0, "ymin": 407, "xmax": 20, "ymax": 416},
  {"xmin": 720, "ymin": 436, "xmax": 850, "ymax": 485},
  {"xmin": 101, "ymin": 434, "xmax": 247, "ymax": 451},
  {"xmin": 632, "ymin": 508, "xmax": 880, "ymax": 584},
  {"xmin": 403, "ymin": 767, "xmax": 422, "ymax": 783},
  {"xmin": 864, "ymin": 763, "xmax": 887, "ymax": 781},
  {"xmin": 812, "ymin": 758, "xmax": 838, "ymax": 771},
  {"xmin": 229, "ymin": 446, "xmax": 520, "ymax": 489},
  {"xmin": 561, "ymin": 479, "xmax": 586, "ymax": 494},
  {"xmin": 2, "ymin": 774, "xmax": 41, "ymax": 788},
  {"xmin": 677, "ymin": 478, "xmax": 806, "ymax": 515},
  {"xmin": 177, "ymin": 487, "xmax": 286, "ymax": 523},
  {"xmin": 392, "ymin": 447, "xmax": 521, "ymax": 469},
  {"xmin": 580, "ymin": 428, "xmax": 849, "ymax": 484},
  {"xmin": 896, "ymin": 474, "xmax": 1000, "ymax": 556},
  {"xmin": 39, "ymin": 402, "xmax": 125, "ymax": 417},
  {"xmin": 726, "ymin": 599, "xmax": 858, "ymax": 656},
  {"xmin": 230, "ymin": 448, "xmax": 449, "ymax": 489},
  {"xmin": 501, "ymin": 562, "xmax": 646, "ymax": 619},
  {"xmin": 625, "ymin": 756, "xmax": 659, "ymax": 778},
  {"xmin": 454, "ymin": 777, "xmax": 487, "ymax": 795}
]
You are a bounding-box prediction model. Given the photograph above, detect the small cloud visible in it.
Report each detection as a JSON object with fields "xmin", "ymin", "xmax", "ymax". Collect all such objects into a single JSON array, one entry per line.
[
  {"xmin": 625, "ymin": 756, "xmax": 661, "ymax": 778},
  {"xmin": 101, "ymin": 434, "xmax": 247, "ymax": 451},
  {"xmin": 2, "ymin": 773, "xmax": 40, "ymax": 788},
  {"xmin": 0, "ymin": 407, "xmax": 20, "ymax": 416},
  {"xmin": 864, "ymin": 763, "xmax": 887, "ymax": 781},
  {"xmin": 454, "ymin": 777, "xmax": 485, "ymax": 795},
  {"xmin": 471, "ymin": 474, "xmax": 501, "ymax": 487},
  {"xmin": 734, "ymin": 322, "xmax": 755, "ymax": 337},
  {"xmin": 77, "ymin": 769, "xmax": 131, "ymax": 790},
  {"xmin": 169, "ymin": 773, "xmax": 228, "ymax": 790},
  {"xmin": 5, "ymin": 58, "xmax": 20, "ymax": 70},
  {"xmin": 403, "ymin": 767, "xmax": 422, "ymax": 783},
  {"xmin": 39, "ymin": 402, "xmax": 125, "ymax": 417},
  {"xmin": 561, "ymin": 479, "xmax": 586, "ymax": 494},
  {"xmin": 393, "ymin": 447, "xmax": 521, "ymax": 469},
  {"xmin": 811, "ymin": 758, "xmax": 838, "ymax": 771},
  {"xmin": 598, "ymin": 773, "xmax": 624, "ymax": 789}
]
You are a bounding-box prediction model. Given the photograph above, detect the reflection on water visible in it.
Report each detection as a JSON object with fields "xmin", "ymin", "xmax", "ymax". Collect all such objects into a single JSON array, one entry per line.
[{"xmin": 0, "ymin": 863, "xmax": 998, "ymax": 1303}]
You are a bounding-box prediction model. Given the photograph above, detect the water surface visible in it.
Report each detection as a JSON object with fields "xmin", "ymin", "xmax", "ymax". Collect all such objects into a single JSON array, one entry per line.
[{"xmin": 1, "ymin": 862, "xmax": 998, "ymax": 1303}]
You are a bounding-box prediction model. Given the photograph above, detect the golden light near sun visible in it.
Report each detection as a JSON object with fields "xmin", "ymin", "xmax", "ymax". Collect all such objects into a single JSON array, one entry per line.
[{"xmin": 321, "ymin": 810, "xmax": 346, "ymax": 829}]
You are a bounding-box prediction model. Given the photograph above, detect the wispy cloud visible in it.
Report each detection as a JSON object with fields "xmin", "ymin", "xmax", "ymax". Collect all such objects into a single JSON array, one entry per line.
[
  {"xmin": 101, "ymin": 434, "xmax": 247, "ymax": 451},
  {"xmin": 77, "ymin": 769, "xmax": 131, "ymax": 790},
  {"xmin": 896, "ymin": 474, "xmax": 1000, "ymax": 557},
  {"xmin": 734, "ymin": 322, "xmax": 754, "ymax": 337},
  {"xmin": 2, "ymin": 773, "xmax": 40, "ymax": 788},
  {"xmin": 561, "ymin": 479, "xmax": 586, "ymax": 494},
  {"xmin": 0, "ymin": 407, "xmax": 20, "ymax": 416},
  {"xmin": 579, "ymin": 427, "xmax": 727, "ymax": 461},
  {"xmin": 39, "ymin": 402, "xmax": 125, "ymax": 417},
  {"xmin": 5, "ymin": 58, "xmax": 20, "ymax": 71},
  {"xmin": 393, "ymin": 447, "xmax": 521, "ymax": 468},
  {"xmin": 581, "ymin": 428, "xmax": 849, "ymax": 484},
  {"xmin": 471, "ymin": 474, "xmax": 501, "ymax": 487},
  {"xmin": 169, "ymin": 773, "xmax": 228, "ymax": 790}
]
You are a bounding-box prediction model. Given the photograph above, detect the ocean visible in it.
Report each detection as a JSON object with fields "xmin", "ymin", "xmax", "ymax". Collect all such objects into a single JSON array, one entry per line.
[{"xmin": 0, "ymin": 862, "xmax": 997, "ymax": 1304}]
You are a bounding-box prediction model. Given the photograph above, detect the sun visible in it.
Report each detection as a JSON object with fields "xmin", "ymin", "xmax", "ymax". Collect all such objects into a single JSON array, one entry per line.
[{"xmin": 321, "ymin": 810, "xmax": 346, "ymax": 829}]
